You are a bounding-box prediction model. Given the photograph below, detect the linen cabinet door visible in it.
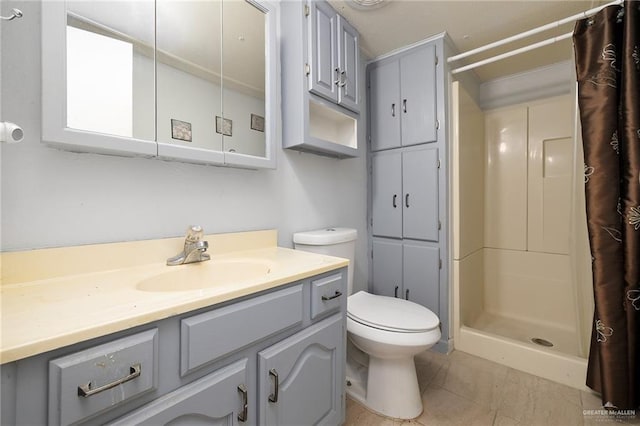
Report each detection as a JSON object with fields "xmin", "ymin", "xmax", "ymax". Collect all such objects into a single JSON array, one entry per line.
[
  {"xmin": 369, "ymin": 60, "xmax": 401, "ymax": 151},
  {"xmin": 402, "ymin": 147, "xmax": 439, "ymax": 241},
  {"xmin": 258, "ymin": 315, "xmax": 343, "ymax": 426},
  {"xmin": 399, "ymin": 45, "xmax": 437, "ymax": 146},
  {"xmin": 372, "ymin": 238, "xmax": 403, "ymax": 298},
  {"xmin": 372, "ymin": 150, "xmax": 402, "ymax": 238},
  {"xmin": 403, "ymin": 242, "xmax": 440, "ymax": 315},
  {"xmin": 308, "ymin": 0, "xmax": 338, "ymax": 103}
]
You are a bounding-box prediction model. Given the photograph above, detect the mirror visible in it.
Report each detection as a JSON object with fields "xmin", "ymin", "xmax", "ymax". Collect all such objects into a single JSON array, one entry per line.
[
  {"xmin": 222, "ymin": 0, "xmax": 266, "ymax": 157},
  {"xmin": 156, "ymin": 0, "xmax": 222, "ymax": 152},
  {"xmin": 42, "ymin": 0, "xmax": 276, "ymax": 168},
  {"xmin": 66, "ymin": 1, "xmax": 155, "ymax": 141}
]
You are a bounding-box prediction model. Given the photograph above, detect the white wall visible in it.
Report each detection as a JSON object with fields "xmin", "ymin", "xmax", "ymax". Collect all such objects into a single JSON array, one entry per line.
[{"xmin": 0, "ymin": 1, "xmax": 369, "ymax": 292}]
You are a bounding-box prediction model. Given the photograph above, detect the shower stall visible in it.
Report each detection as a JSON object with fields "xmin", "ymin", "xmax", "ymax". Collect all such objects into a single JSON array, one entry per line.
[{"xmin": 450, "ymin": 64, "xmax": 593, "ymax": 390}]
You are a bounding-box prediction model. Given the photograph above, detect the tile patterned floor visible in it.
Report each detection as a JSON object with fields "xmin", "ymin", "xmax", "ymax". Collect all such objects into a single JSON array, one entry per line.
[{"xmin": 344, "ymin": 350, "xmax": 640, "ymax": 426}]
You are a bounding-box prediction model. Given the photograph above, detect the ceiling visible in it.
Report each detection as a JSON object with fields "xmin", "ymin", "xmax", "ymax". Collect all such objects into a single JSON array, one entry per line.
[{"xmin": 327, "ymin": 0, "xmax": 610, "ymax": 82}]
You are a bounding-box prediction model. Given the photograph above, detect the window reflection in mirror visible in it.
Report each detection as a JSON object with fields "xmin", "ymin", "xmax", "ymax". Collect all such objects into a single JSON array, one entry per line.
[
  {"xmin": 222, "ymin": 0, "xmax": 266, "ymax": 157},
  {"xmin": 156, "ymin": 0, "xmax": 223, "ymax": 151},
  {"xmin": 66, "ymin": 1, "xmax": 155, "ymax": 141}
]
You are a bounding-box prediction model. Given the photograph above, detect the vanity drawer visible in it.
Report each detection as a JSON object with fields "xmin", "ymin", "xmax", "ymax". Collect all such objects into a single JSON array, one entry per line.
[
  {"xmin": 310, "ymin": 271, "xmax": 346, "ymax": 319},
  {"xmin": 48, "ymin": 329, "xmax": 158, "ymax": 426},
  {"xmin": 181, "ymin": 284, "xmax": 303, "ymax": 375}
]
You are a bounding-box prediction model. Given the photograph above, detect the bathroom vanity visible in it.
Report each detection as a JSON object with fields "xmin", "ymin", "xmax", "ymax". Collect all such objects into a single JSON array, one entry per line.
[{"xmin": 0, "ymin": 231, "xmax": 348, "ymax": 425}]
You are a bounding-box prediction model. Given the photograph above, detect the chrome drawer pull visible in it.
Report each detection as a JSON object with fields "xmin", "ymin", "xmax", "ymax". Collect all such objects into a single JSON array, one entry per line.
[
  {"xmin": 237, "ymin": 384, "xmax": 248, "ymax": 422},
  {"xmin": 268, "ymin": 369, "xmax": 279, "ymax": 403},
  {"xmin": 77, "ymin": 363, "xmax": 141, "ymax": 398},
  {"xmin": 321, "ymin": 290, "xmax": 343, "ymax": 301}
]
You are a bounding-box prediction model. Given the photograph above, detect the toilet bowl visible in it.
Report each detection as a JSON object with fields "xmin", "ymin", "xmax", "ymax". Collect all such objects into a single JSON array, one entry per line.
[
  {"xmin": 292, "ymin": 228, "xmax": 441, "ymax": 420},
  {"xmin": 347, "ymin": 291, "xmax": 440, "ymax": 419}
]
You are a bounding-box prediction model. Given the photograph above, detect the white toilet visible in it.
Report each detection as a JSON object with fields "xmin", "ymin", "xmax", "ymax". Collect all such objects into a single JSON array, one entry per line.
[{"xmin": 293, "ymin": 228, "xmax": 440, "ymax": 420}]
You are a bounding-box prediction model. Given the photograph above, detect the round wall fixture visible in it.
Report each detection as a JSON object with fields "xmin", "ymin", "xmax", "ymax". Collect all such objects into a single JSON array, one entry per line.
[{"xmin": 345, "ymin": 0, "xmax": 389, "ymax": 10}]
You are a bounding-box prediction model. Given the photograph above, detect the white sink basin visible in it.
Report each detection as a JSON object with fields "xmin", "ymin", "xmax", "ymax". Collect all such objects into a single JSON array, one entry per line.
[{"xmin": 136, "ymin": 259, "xmax": 274, "ymax": 292}]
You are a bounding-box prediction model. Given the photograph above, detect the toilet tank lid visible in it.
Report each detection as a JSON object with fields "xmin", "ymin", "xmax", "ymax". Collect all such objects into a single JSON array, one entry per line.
[{"xmin": 293, "ymin": 228, "xmax": 357, "ymax": 245}]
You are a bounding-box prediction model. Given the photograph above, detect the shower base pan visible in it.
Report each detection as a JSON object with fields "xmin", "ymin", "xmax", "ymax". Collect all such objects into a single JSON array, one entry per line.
[{"xmin": 456, "ymin": 312, "xmax": 588, "ymax": 390}]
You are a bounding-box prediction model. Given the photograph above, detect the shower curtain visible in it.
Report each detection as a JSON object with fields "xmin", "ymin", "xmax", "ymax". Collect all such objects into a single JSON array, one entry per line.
[{"xmin": 574, "ymin": 0, "xmax": 639, "ymax": 411}]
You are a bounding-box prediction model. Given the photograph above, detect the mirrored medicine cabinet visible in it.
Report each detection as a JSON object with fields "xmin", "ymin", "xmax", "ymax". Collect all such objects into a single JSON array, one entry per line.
[{"xmin": 42, "ymin": 0, "xmax": 277, "ymax": 169}]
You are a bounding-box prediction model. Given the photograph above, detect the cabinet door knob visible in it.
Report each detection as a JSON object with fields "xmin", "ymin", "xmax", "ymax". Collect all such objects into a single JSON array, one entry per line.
[
  {"xmin": 393, "ymin": 194, "xmax": 397, "ymax": 208},
  {"xmin": 237, "ymin": 384, "xmax": 248, "ymax": 422},
  {"xmin": 268, "ymin": 369, "xmax": 279, "ymax": 403},
  {"xmin": 403, "ymin": 99, "xmax": 407, "ymax": 113}
]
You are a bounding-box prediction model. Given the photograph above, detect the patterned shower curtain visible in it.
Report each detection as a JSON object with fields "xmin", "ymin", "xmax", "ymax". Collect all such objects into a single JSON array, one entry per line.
[{"xmin": 574, "ymin": 0, "xmax": 639, "ymax": 411}]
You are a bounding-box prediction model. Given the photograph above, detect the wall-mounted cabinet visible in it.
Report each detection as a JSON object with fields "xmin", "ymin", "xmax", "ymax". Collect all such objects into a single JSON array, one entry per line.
[
  {"xmin": 369, "ymin": 44, "xmax": 437, "ymax": 152},
  {"xmin": 42, "ymin": 0, "xmax": 278, "ymax": 169},
  {"xmin": 308, "ymin": 1, "xmax": 359, "ymax": 113},
  {"xmin": 281, "ymin": 0, "xmax": 361, "ymax": 158}
]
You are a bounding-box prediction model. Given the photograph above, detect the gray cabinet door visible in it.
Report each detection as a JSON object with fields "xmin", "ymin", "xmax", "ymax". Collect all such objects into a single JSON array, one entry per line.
[
  {"xmin": 399, "ymin": 45, "xmax": 437, "ymax": 146},
  {"xmin": 372, "ymin": 151, "xmax": 402, "ymax": 238},
  {"xmin": 258, "ymin": 315, "xmax": 343, "ymax": 426},
  {"xmin": 403, "ymin": 242, "xmax": 440, "ymax": 315},
  {"xmin": 402, "ymin": 147, "xmax": 439, "ymax": 241},
  {"xmin": 369, "ymin": 60, "xmax": 401, "ymax": 151},
  {"xmin": 336, "ymin": 15, "xmax": 359, "ymax": 113},
  {"xmin": 308, "ymin": 1, "xmax": 338, "ymax": 103},
  {"xmin": 108, "ymin": 359, "xmax": 248, "ymax": 426},
  {"xmin": 372, "ymin": 238, "xmax": 403, "ymax": 298}
]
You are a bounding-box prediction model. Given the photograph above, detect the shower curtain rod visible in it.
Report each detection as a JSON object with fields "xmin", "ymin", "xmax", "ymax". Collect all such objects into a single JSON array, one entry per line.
[
  {"xmin": 448, "ymin": 0, "xmax": 623, "ymax": 69},
  {"xmin": 450, "ymin": 32, "xmax": 573, "ymax": 75}
]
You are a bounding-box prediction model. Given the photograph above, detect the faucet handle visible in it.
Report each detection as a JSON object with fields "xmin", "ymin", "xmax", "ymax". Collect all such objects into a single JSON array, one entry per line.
[{"xmin": 185, "ymin": 225, "xmax": 204, "ymax": 243}]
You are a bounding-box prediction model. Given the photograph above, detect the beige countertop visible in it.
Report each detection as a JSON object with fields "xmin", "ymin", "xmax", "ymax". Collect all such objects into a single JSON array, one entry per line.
[{"xmin": 0, "ymin": 230, "xmax": 348, "ymax": 364}]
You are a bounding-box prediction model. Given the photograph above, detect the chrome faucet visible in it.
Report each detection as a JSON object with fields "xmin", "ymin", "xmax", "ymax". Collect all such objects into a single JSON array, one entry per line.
[{"xmin": 167, "ymin": 225, "xmax": 211, "ymax": 266}]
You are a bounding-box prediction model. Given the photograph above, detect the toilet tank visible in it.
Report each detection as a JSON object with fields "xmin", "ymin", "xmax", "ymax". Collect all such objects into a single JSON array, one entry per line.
[{"xmin": 293, "ymin": 228, "xmax": 357, "ymax": 296}]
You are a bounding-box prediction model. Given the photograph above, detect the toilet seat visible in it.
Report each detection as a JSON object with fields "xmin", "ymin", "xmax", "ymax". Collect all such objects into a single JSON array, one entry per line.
[{"xmin": 347, "ymin": 291, "xmax": 439, "ymax": 333}]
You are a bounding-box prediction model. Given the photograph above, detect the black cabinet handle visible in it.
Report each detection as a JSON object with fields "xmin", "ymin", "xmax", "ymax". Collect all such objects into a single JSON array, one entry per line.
[
  {"xmin": 405, "ymin": 193, "xmax": 410, "ymax": 208},
  {"xmin": 393, "ymin": 194, "xmax": 397, "ymax": 208},
  {"xmin": 403, "ymin": 99, "xmax": 407, "ymax": 113},
  {"xmin": 391, "ymin": 103, "xmax": 396, "ymax": 117},
  {"xmin": 394, "ymin": 286, "xmax": 399, "ymax": 298},
  {"xmin": 405, "ymin": 289, "xmax": 410, "ymax": 300},
  {"xmin": 268, "ymin": 369, "xmax": 279, "ymax": 403},
  {"xmin": 237, "ymin": 384, "xmax": 248, "ymax": 422}
]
